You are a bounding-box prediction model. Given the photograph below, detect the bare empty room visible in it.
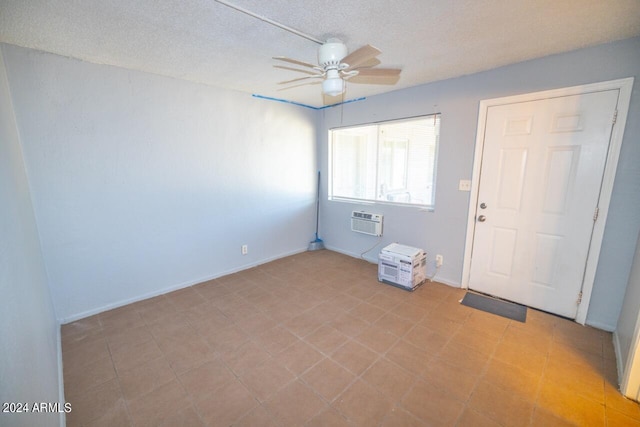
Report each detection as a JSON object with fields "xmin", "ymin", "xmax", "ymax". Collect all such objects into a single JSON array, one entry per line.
[{"xmin": 2, "ymin": 1, "xmax": 640, "ymax": 426}]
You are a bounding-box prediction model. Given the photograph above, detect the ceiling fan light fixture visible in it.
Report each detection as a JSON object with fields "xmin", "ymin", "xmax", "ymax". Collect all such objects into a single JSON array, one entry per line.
[
  {"xmin": 322, "ymin": 68, "xmax": 344, "ymax": 96},
  {"xmin": 322, "ymin": 77, "xmax": 344, "ymax": 96}
]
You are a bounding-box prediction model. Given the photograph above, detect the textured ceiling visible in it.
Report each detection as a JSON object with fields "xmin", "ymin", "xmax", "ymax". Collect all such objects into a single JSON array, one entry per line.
[{"xmin": 1, "ymin": 0, "xmax": 639, "ymax": 107}]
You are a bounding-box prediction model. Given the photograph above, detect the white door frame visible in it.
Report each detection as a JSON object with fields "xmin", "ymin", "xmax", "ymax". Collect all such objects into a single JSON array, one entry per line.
[{"xmin": 461, "ymin": 78, "xmax": 634, "ymax": 325}]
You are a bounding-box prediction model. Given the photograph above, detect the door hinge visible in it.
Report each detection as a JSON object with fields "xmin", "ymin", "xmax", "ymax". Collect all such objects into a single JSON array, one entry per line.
[
  {"xmin": 593, "ymin": 207, "xmax": 599, "ymax": 221},
  {"xmin": 613, "ymin": 109, "xmax": 618, "ymax": 125},
  {"xmin": 577, "ymin": 291, "xmax": 583, "ymax": 305}
]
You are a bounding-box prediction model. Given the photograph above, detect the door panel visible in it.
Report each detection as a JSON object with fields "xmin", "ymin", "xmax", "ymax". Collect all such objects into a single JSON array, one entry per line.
[
  {"xmin": 469, "ymin": 90, "xmax": 619, "ymax": 318},
  {"xmin": 532, "ymin": 233, "xmax": 562, "ymax": 286},
  {"xmin": 488, "ymin": 227, "xmax": 517, "ymax": 277},
  {"xmin": 541, "ymin": 146, "xmax": 578, "ymax": 214},
  {"xmin": 496, "ymin": 148, "xmax": 527, "ymax": 211}
]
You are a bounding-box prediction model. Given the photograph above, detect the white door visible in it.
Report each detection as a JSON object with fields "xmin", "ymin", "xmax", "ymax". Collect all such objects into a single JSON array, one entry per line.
[{"xmin": 469, "ymin": 90, "xmax": 619, "ymax": 318}]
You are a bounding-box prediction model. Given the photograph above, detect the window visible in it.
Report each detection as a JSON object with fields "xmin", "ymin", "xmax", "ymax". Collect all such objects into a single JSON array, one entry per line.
[{"xmin": 329, "ymin": 114, "xmax": 440, "ymax": 208}]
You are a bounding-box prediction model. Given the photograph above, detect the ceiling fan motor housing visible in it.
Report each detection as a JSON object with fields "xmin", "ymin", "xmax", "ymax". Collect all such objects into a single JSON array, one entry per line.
[{"xmin": 319, "ymin": 39, "xmax": 347, "ymax": 68}]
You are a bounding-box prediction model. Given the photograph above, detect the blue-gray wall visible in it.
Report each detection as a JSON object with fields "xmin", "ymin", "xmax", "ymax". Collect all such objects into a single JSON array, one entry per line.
[
  {"xmin": 319, "ymin": 37, "xmax": 640, "ymax": 330},
  {"xmin": 2, "ymin": 44, "xmax": 318, "ymax": 322},
  {"xmin": 3, "ymin": 37, "xmax": 638, "ymax": 331},
  {"xmin": 0, "ymin": 47, "xmax": 62, "ymax": 427},
  {"xmin": 616, "ymin": 230, "xmax": 640, "ymax": 381},
  {"xmin": 2, "ymin": 32, "xmax": 638, "ymax": 427}
]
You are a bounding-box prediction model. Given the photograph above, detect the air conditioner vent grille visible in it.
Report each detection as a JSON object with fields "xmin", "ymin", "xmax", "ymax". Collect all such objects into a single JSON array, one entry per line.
[
  {"xmin": 353, "ymin": 212, "xmax": 373, "ymax": 220},
  {"xmin": 351, "ymin": 211, "xmax": 383, "ymax": 236}
]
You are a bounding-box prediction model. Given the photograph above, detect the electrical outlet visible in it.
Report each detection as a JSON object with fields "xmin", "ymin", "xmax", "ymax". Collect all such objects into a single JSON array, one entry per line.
[
  {"xmin": 241, "ymin": 245, "xmax": 248, "ymax": 255},
  {"xmin": 436, "ymin": 254, "xmax": 443, "ymax": 267}
]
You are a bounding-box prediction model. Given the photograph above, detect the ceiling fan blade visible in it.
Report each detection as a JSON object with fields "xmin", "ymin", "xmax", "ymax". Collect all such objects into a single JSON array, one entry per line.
[
  {"xmin": 354, "ymin": 68, "xmax": 401, "ymax": 77},
  {"xmin": 341, "ymin": 44, "xmax": 381, "ymax": 69},
  {"xmin": 348, "ymin": 73, "xmax": 401, "ymax": 85},
  {"xmin": 278, "ymin": 75, "xmax": 324, "ymax": 85},
  {"xmin": 347, "ymin": 68, "xmax": 401, "ymax": 85},
  {"xmin": 273, "ymin": 56, "xmax": 319, "ymax": 69},
  {"xmin": 355, "ymin": 58, "xmax": 381, "ymax": 69},
  {"xmin": 274, "ymin": 65, "xmax": 322, "ymax": 76}
]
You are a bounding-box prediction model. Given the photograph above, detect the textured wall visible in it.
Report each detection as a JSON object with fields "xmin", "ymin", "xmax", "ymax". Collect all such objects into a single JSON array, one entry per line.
[
  {"xmin": 3, "ymin": 37, "xmax": 638, "ymax": 331},
  {"xmin": 0, "ymin": 46, "xmax": 62, "ymax": 426},
  {"xmin": 616, "ymin": 231, "xmax": 640, "ymax": 377},
  {"xmin": 3, "ymin": 44, "xmax": 317, "ymax": 322},
  {"xmin": 319, "ymin": 36, "xmax": 640, "ymax": 330}
]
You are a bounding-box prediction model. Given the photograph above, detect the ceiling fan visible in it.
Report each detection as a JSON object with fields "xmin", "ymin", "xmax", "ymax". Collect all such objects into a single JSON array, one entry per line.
[
  {"xmin": 211, "ymin": 1, "xmax": 401, "ymax": 99},
  {"xmin": 274, "ymin": 38, "xmax": 402, "ymax": 97}
]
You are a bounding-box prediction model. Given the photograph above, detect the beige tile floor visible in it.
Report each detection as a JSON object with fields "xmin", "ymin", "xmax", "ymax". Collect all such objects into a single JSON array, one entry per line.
[{"xmin": 62, "ymin": 250, "xmax": 640, "ymax": 426}]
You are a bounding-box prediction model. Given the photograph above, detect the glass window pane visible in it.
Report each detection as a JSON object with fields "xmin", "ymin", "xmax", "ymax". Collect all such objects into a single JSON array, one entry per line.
[{"xmin": 329, "ymin": 114, "xmax": 440, "ymax": 208}]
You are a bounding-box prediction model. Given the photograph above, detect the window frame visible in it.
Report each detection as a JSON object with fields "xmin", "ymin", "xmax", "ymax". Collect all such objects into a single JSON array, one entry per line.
[{"xmin": 328, "ymin": 114, "xmax": 440, "ymax": 210}]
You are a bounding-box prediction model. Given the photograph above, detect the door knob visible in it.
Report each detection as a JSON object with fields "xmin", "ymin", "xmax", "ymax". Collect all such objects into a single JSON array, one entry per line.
[{"xmin": 478, "ymin": 215, "xmax": 486, "ymax": 222}]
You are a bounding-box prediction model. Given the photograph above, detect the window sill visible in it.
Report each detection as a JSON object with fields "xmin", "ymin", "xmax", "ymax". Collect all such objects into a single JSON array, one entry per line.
[{"xmin": 328, "ymin": 197, "xmax": 435, "ymax": 212}]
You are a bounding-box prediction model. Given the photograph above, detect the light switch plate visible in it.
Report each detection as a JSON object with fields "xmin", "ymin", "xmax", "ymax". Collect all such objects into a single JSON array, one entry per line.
[{"xmin": 459, "ymin": 180, "xmax": 472, "ymax": 191}]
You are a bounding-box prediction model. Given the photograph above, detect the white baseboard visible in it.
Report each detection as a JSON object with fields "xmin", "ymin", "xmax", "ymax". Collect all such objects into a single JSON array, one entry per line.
[
  {"xmin": 429, "ymin": 276, "xmax": 461, "ymax": 288},
  {"xmin": 60, "ymin": 245, "xmax": 464, "ymax": 324},
  {"xmin": 613, "ymin": 331, "xmax": 624, "ymax": 388},
  {"xmin": 59, "ymin": 246, "xmax": 308, "ymax": 324},
  {"xmin": 324, "ymin": 245, "xmax": 378, "ymax": 265},
  {"xmin": 585, "ymin": 319, "xmax": 616, "ymax": 332},
  {"xmin": 324, "ymin": 244, "xmax": 462, "ymax": 288}
]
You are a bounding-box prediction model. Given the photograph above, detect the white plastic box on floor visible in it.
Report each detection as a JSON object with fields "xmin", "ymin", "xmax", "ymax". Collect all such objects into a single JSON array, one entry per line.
[{"xmin": 378, "ymin": 243, "xmax": 427, "ymax": 291}]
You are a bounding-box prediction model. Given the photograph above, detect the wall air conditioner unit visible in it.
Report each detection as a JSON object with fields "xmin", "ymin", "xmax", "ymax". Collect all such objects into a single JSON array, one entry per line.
[{"xmin": 351, "ymin": 211, "xmax": 383, "ymax": 236}]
